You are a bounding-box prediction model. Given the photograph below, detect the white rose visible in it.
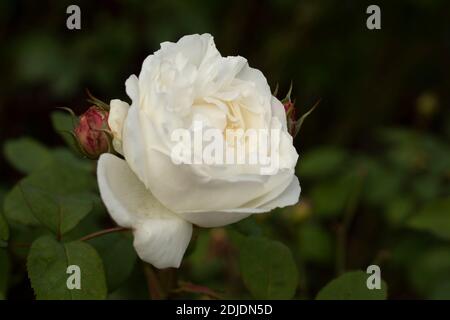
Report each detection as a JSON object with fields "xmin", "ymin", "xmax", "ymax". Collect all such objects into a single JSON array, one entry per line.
[{"xmin": 97, "ymin": 34, "xmax": 300, "ymax": 269}]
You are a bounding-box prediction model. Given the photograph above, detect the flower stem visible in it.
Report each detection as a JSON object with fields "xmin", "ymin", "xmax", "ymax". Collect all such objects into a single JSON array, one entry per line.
[
  {"xmin": 143, "ymin": 263, "xmax": 164, "ymax": 300},
  {"xmin": 78, "ymin": 226, "xmax": 130, "ymax": 242}
]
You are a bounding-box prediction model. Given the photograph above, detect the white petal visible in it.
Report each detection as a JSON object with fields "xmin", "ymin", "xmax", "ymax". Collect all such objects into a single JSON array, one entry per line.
[
  {"xmin": 271, "ymin": 96, "xmax": 287, "ymax": 129},
  {"xmin": 180, "ymin": 174, "xmax": 300, "ymax": 228},
  {"xmin": 180, "ymin": 211, "xmax": 252, "ymax": 228},
  {"xmin": 97, "ymin": 154, "xmax": 134, "ymax": 227},
  {"xmin": 125, "ymin": 75, "xmax": 139, "ymax": 101},
  {"xmin": 123, "ymin": 106, "xmax": 294, "ymax": 211},
  {"xmin": 238, "ymin": 171, "xmax": 296, "ymax": 208},
  {"xmin": 122, "ymin": 105, "xmax": 155, "ymax": 189},
  {"xmin": 108, "ymin": 99, "xmax": 130, "ymax": 154},
  {"xmin": 134, "ymin": 218, "xmax": 192, "ymax": 268},
  {"xmin": 161, "ymin": 33, "xmax": 219, "ymax": 68},
  {"xmin": 257, "ymin": 175, "xmax": 301, "ymax": 210},
  {"xmin": 236, "ymin": 62, "xmax": 272, "ymax": 102},
  {"xmin": 97, "ymin": 154, "xmax": 193, "ymax": 269}
]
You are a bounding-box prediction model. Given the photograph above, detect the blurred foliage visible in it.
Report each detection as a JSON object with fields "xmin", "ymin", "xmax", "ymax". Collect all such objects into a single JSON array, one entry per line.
[
  {"xmin": 0, "ymin": 0, "xmax": 450, "ymax": 300},
  {"xmin": 316, "ymin": 271, "xmax": 387, "ymax": 300}
]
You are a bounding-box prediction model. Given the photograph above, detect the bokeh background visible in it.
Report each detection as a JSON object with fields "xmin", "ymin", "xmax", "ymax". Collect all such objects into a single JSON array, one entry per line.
[{"xmin": 1, "ymin": 0, "xmax": 450, "ymax": 299}]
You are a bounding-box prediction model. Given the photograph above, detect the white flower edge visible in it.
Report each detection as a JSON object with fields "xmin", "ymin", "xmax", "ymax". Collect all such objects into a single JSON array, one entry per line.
[
  {"xmin": 97, "ymin": 153, "xmax": 300, "ymax": 268},
  {"xmin": 97, "ymin": 153, "xmax": 192, "ymax": 269},
  {"xmin": 108, "ymin": 99, "xmax": 130, "ymax": 155}
]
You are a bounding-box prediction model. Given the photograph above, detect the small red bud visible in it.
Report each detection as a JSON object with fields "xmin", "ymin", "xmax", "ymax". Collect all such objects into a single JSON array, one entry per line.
[
  {"xmin": 74, "ymin": 106, "xmax": 110, "ymax": 159},
  {"xmin": 282, "ymin": 98, "xmax": 298, "ymax": 136},
  {"xmin": 278, "ymin": 84, "xmax": 318, "ymax": 138},
  {"xmin": 283, "ymin": 100, "xmax": 295, "ymax": 116}
]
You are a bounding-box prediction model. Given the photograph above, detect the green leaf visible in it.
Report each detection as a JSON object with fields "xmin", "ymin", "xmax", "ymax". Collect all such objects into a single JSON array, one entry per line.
[
  {"xmin": 51, "ymin": 111, "xmax": 77, "ymax": 149},
  {"xmin": 51, "ymin": 110, "xmax": 75, "ymax": 132},
  {"xmin": 6, "ymin": 225, "xmax": 52, "ymax": 258},
  {"xmin": 389, "ymin": 234, "xmax": 432, "ymax": 269},
  {"xmin": 411, "ymin": 175, "xmax": 440, "ymax": 201},
  {"xmin": 227, "ymin": 228, "xmax": 247, "ymax": 248},
  {"xmin": 408, "ymin": 247, "xmax": 450, "ymax": 296},
  {"xmin": 0, "ymin": 212, "xmax": 9, "ymax": 242},
  {"xmin": 233, "ymin": 217, "xmax": 263, "ymax": 237},
  {"xmin": 24, "ymin": 160, "xmax": 95, "ymax": 193},
  {"xmin": 51, "ymin": 148, "xmax": 92, "ymax": 172},
  {"xmin": 89, "ymin": 232, "xmax": 137, "ymax": 292},
  {"xmin": 379, "ymin": 128, "xmax": 450, "ymax": 176},
  {"xmin": 316, "ymin": 271, "xmax": 387, "ymax": 300},
  {"xmin": 7, "ymin": 161, "xmax": 94, "ymax": 235},
  {"xmin": 298, "ymin": 146, "xmax": 347, "ymax": 178},
  {"xmin": 0, "ymin": 249, "xmax": 10, "ymax": 300},
  {"xmin": 378, "ymin": 128, "xmax": 423, "ymax": 171},
  {"xmin": 3, "ymin": 146, "xmax": 94, "ymax": 229},
  {"xmin": 4, "ymin": 185, "xmax": 40, "ymax": 226},
  {"xmin": 20, "ymin": 184, "xmax": 93, "ymax": 236},
  {"xmin": 61, "ymin": 198, "xmax": 105, "ymax": 242},
  {"xmin": 384, "ymin": 196, "xmax": 414, "ymax": 227},
  {"xmin": 27, "ymin": 235, "xmax": 107, "ymax": 300},
  {"xmin": 3, "ymin": 137, "xmax": 52, "ymax": 174},
  {"xmin": 297, "ymin": 222, "xmax": 332, "ymax": 264},
  {"xmin": 310, "ymin": 172, "xmax": 355, "ymax": 219},
  {"xmin": 429, "ymin": 280, "xmax": 450, "ymax": 300},
  {"xmin": 239, "ymin": 236, "xmax": 298, "ymax": 299},
  {"xmin": 407, "ymin": 198, "xmax": 450, "ymax": 240},
  {"xmin": 363, "ymin": 161, "xmax": 404, "ymax": 205}
]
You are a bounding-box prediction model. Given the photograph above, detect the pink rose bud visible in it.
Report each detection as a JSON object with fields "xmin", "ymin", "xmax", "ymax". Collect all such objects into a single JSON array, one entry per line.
[
  {"xmin": 283, "ymin": 100, "xmax": 295, "ymax": 114},
  {"xmin": 74, "ymin": 106, "xmax": 110, "ymax": 159},
  {"xmin": 284, "ymin": 102, "xmax": 298, "ymax": 137},
  {"xmin": 281, "ymin": 85, "xmax": 298, "ymax": 137},
  {"xmin": 280, "ymin": 84, "xmax": 318, "ymax": 138}
]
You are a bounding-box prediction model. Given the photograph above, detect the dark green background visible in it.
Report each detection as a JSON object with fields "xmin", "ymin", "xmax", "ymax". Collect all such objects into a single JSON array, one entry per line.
[{"xmin": 1, "ymin": 0, "xmax": 450, "ymax": 299}]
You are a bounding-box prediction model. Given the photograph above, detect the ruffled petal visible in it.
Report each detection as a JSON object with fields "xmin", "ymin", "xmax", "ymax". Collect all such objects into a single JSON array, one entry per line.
[
  {"xmin": 257, "ymin": 175, "xmax": 301, "ymax": 210},
  {"xmin": 271, "ymin": 96, "xmax": 287, "ymax": 130},
  {"xmin": 179, "ymin": 175, "xmax": 300, "ymax": 227},
  {"xmin": 180, "ymin": 211, "xmax": 252, "ymax": 228},
  {"xmin": 133, "ymin": 218, "xmax": 193, "ymax": 268},
  {"xmin": 125, "ymin": 75, "xmax": 139, "ymax": 101},
  {"xmin": 108, "ymin": 99, "xmax": 130, "ymax": 154},
  {"xmin": 97, "ymin": 154, "xmax": 193, "ymax": 268}
]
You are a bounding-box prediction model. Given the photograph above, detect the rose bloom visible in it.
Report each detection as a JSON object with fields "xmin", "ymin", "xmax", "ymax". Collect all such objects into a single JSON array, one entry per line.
[{"xmin": 98, "ymin": 34, "xmax": 300, "ymax": 268}]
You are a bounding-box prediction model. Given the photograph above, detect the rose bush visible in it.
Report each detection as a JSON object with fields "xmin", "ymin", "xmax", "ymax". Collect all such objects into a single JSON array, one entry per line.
[{"xmin": 98, "ymin": 34, "xmax": 300, "ymax": 268}]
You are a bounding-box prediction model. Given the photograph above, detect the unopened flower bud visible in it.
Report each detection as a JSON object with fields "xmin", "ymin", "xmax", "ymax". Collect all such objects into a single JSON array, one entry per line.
[
  {"xmin": 74, "ymin": 106, "xmax": 111, "ymax": 159},
  {"xmin": 283, "ymin": 100, "xmax": 295, "ymax": 114},
  {"xmin": 283, "ymin": 100, "xmax": 297, "ymax": 136},
  {"xmin": 281, "ymin": 86, "xmax": 298, "ymax": 137},
  {"xmin": 279, "ymin": 84, "xmax": 318, "ymax": 138}
]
